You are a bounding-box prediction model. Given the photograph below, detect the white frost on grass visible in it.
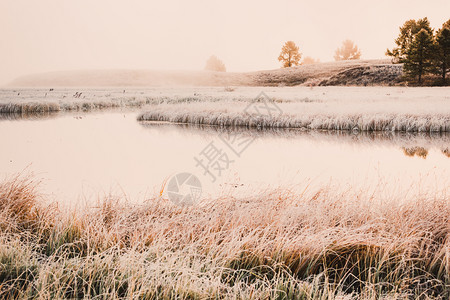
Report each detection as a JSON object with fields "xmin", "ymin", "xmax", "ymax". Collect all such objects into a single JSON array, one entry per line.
[
  {"xmin": 0, "ymin": 87, "xmax": 270, "ymax": 113},
  {"xmin": 0, "ymin": 88, "xmax": 167, "ymax": 114},
  {"xmin": 138, "ymin": 86, "xmax": 450, "ymax": 133},
  {"xmin": 1, "ymin": 86, "xmax": 449, "ymax": 132}
]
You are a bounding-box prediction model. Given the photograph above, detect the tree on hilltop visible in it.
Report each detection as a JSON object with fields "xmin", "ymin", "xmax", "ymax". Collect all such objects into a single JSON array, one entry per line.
[
  {"xmin": 278, "ymin": 41, "xmax": 302, "ymax": 68},
  {"xmin": 334, "ymin": 39, "xmax": 361, "ymax": 61},
  {"xmin": 205, "ymin": 55, "xmax": 226, "ymax": 72},
  {"xmin": 403, "ymin": 28, "xmax": 435, "ymax": 84},
  {"xmin": 386, "ymin": 17, "xmax": 433, "ymax": 63}
]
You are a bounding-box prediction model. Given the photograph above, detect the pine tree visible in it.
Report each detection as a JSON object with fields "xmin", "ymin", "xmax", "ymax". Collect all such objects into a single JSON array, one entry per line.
[
  {"xmin": 434, "ymin": 20, "xmax": 450, "ymax": 84},
  {"xmin": 334, "ymin": 40, "xmax": 361, "ymax": 61},
  {"xmin": 386, "ymin": 18, "xmax": 433, "ymax": 63},
  {"xmin": 278, "ymin": 41, "xmax": 301, "ymax": 68},
  {"xmin": 404, "ymin": 28, "xmax": 435, "ymax": 84},
  {"xmin": 205, "ymin": 55, "xmax": 226, "ymax": 72}
]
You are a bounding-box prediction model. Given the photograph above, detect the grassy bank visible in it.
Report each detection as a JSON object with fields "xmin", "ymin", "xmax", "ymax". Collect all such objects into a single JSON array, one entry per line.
[
  {"xmin": 0, "ymin": 98, "xmax": 151, "ymax": 115},
  {"xmin": 138, "ymin": 101, "xmax": 450, "ymax": 133},
  {"xmin": 2, "ymin": 87, "xmax": 450, "ymax": 133},
  {"xmin": 0, "ymin": 175, "xmax": 448, "ymax": 299}
]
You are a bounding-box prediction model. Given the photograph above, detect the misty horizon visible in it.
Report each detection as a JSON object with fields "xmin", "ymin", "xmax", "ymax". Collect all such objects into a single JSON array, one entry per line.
[
  {"xmin": 1, "ymin": 0, "xmax": 449, "ymax": 85},
  {"xmin": 1, "ymin": 1, "xmax": 449, "ymax": 297}
]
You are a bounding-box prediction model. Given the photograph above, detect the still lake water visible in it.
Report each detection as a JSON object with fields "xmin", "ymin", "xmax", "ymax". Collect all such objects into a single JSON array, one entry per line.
[{"xmin": 1, "ymin": 110, "xmax": 449, "ymax": 206}]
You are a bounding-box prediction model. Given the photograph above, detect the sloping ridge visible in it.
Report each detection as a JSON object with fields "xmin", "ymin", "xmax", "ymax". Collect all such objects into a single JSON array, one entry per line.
[
  {"xmin": 9, "ymin": 59, "xmax": 402, "ymax": 87},
  {"xmin": 318, "ymin": 65, "xmax": 402, "ymax": 86},
  {"xmin": 250, "ymin": 60, "xmax": 402, "ymax": 86}
]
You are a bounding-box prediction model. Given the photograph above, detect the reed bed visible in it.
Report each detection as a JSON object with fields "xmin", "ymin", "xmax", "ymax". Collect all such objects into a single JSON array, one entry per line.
[
  {"xmin": 0, "ymin": 175, "xmax": 449, "ymax": 299},
  {"xmin": 0, "ymin": 103, "xmax": 61, "ymax": 114},
  {"xmin": 0, "ymin": 99, "xmax": 152, "ymax": 115},
  {"xmin": 3, "ymin": 87, "xmax": 450, "ymax": 127},
  {"xmin": 138, "ymin": 101, "xmax": 450, "ymax": 133}
]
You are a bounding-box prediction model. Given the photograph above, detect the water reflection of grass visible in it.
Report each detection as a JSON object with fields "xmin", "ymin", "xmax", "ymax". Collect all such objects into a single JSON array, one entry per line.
[
  {"xmin": 443, "ymin": 148, "xmax": 450, "ymax": 158},
  {"xmin": 1, "ymin": 175, "xmax": 448, "ymax": 299},
  {"xmin": 140, "ymin": 121, "xmax": 450, "ymax": 153},
  {"xmin": 400, "ymin": 147, "xmax": 450, "ymax": 159},
  {"xmin": 402, "ymin": 147, "xmax": 429, "ymax": 159}
]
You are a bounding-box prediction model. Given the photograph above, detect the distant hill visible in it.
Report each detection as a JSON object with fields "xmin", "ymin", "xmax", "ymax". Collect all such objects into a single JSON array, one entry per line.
[{"xmin": 8, "ymin": 60, "xmax": 403, "ymax": 87}]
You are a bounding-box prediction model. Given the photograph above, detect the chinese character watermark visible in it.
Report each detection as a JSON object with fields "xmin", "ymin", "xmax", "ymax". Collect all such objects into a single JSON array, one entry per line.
[
  {"xmin": 166, "ymin": 92, "xmax": 282, "ymax": 206},
  {"xmin": 194, "ymin": 141, "xmax": 234, "ymax": 182},
  {"xmin": 194, "ymin": 92, "xmax": 282, "ymax": 183},
  {"xmin": 243, "ymin": 92, "xmax": 283, "ymax": 119}
]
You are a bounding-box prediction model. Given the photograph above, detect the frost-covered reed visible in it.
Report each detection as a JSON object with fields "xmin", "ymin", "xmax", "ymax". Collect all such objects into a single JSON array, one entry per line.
[
  {"xmin": 0, "ymin": 102, "xmax": 60, "ymax": 114},
  {"xmin": 0, "ymin": 175, "xmax": 448, "ymax": 299},
  {"xmin": 140, "ymin": 109, "xmax": 450, "ymax": 132},
  {"xmin": 0, "ymin": 99, "xmax": 150, "ymax": 115},
  {"xmin": 2, "ymin": 87, "xmax": 450, "ymax": 132},
  {"xmin": 138, "ymin": 95, "xmax": 450, "ymax": 132},
  {"xmin": 0, "ymin": 88, "xmax": 164, "ymax": 115},
  {"xmin": 125, "ymin": 86, "xmax": 448, "ymax": 133}
]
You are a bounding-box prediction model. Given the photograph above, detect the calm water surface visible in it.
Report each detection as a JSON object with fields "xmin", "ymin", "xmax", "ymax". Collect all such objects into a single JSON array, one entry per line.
[{"xmin": 1, "ymin": 111, "xmax": 448, "ymax": 206}]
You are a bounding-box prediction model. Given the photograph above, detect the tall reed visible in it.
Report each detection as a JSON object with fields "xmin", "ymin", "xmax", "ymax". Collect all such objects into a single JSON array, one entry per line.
[{"xmin": 0, "ymin": 176, "xmax": 448, "ymax": 299}]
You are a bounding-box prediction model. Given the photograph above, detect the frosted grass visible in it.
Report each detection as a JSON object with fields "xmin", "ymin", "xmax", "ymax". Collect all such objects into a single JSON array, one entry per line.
[
  {"xmin": 135, "ymin": 86, "xmax": 450, "ymax": 132},
  {"xmin": 0, "ymin": 88, "xmax": 163, "ymax": 114},
  {"xmin": 2, "ymin": 87, "xmax": 449, "ymax": 132},
  {"xmin": 0, "ymin": 175, "xmax": 448, "ymax": 299},
  {"xmin": 139, "ymin": 99, "xmax": 450, "ymax": 132}
]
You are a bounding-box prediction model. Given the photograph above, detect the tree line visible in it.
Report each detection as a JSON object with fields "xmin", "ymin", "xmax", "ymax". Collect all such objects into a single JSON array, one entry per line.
[
  {"xmin": 205, "ymin": 17, "xmax": 449, "ymax": 86},
  {"xmin": 387, "ymin": 18, "xmax": 450, "ymax": 85},
  {"xmin": 205, "ymin": 39, "xmax": 360, "ymax": 72},
  {"xmin": 277, "ymin": 40, "xmax": 361, "ymax": 68}
]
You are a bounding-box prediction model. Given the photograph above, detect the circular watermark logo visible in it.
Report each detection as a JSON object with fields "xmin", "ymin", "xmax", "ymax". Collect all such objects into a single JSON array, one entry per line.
[{"xmin": 166, "ymin": 172, "xmax": 202, "ymax": 206}]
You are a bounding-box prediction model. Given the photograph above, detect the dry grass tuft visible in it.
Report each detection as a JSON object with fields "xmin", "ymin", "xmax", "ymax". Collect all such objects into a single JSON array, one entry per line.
[
  {"xmin": 0, "ymin": 176, "xmax": 448, "ymax": 299},
  {"xmin": 0, "ymin": 174, "xmax": 52, "ymax": 232}
]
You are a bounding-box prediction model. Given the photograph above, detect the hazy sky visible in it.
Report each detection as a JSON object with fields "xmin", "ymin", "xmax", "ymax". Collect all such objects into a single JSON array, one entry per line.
[{"xmin": 1, "ymin": 0, "xmax": 449, "ymax": 85}]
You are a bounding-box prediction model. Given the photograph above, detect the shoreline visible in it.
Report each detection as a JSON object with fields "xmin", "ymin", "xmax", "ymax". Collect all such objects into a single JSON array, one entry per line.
[{"xmin": 1, "ymin": 86, "xmax": 450, "ymax": 133}]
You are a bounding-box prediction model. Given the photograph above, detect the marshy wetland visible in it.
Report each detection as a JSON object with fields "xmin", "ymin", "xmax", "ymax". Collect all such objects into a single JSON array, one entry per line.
[{"xmin": 0, "ymin": 87, "xmax": 449, "ymax": 299}]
